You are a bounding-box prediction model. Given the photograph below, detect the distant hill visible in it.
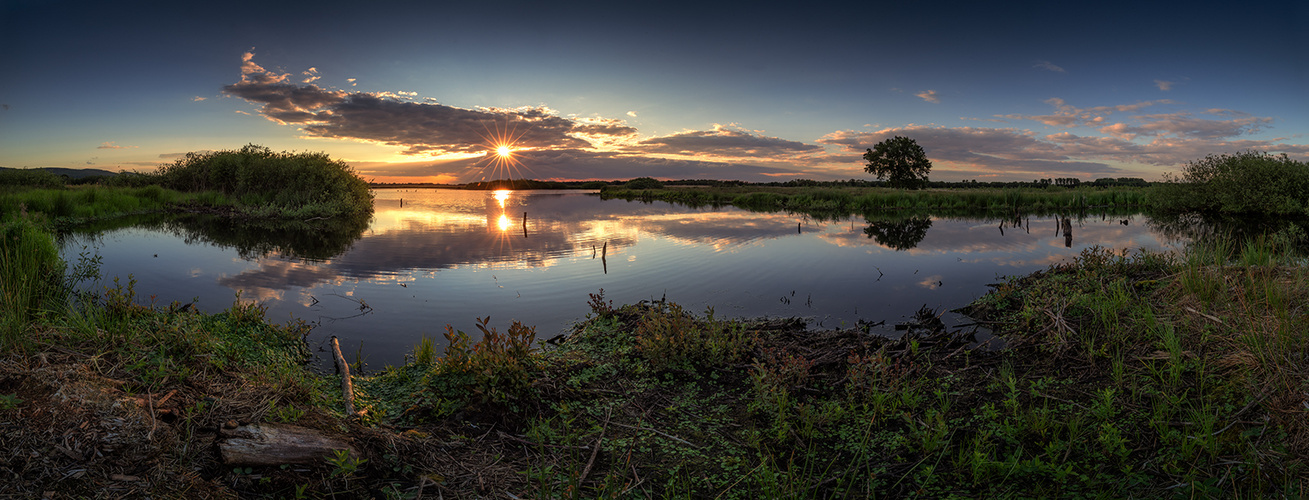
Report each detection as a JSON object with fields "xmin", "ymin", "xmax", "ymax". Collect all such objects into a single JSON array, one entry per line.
[{"xmin": 0, "ymin": 167, "xmax": 119, "ymax": 179}]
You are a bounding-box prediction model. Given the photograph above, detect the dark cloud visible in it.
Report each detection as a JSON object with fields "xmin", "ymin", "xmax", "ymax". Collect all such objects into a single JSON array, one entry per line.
[
  {"xmin": 224, "ymin": 53, "xmax": 635, "ymax": 156},
  {"xmin": 635, "ymin": 125, "xmax": 822, "ymax": 157},
  {"xmin": 820, "ymin": 126, "xmax": 1121, "ymax": 176}
]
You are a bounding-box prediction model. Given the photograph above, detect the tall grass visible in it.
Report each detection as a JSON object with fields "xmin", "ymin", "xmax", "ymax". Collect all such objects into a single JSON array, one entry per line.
[
  {"xmin": 0, "ymin": 214, "xmax": 64, "ymax": 350},
  {"xmin": 155, "ymin": 144, "xmax": 373, "ymax": 218},
  {"xmin": 602, "ymin": 185, "xmax": 1150, "ymax": 217}
]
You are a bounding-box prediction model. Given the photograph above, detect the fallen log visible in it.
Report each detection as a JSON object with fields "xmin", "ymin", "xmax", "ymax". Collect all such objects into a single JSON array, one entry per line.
[{"xmin": 219, "ymin": 423, "xmax": 357, "ymax": 466}]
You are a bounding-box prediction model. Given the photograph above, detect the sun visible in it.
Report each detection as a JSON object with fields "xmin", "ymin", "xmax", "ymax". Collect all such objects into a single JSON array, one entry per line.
[{"xmin": 473, "ymin": 118, "xmax": 534, "ymax": 183}]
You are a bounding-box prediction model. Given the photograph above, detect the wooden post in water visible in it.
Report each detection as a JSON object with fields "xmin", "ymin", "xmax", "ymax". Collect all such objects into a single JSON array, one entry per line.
[
  {"xmin": 523, "ymin": 212, "xmax": 528, "ymax": 238},
  {"xmin": 602, "ymin": 241, "xmax": 607, "ymax": 259}
]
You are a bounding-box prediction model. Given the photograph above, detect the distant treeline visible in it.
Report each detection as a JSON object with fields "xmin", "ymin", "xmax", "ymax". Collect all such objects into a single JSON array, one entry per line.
[
  {"xmin": 656, "ymin": 177, "xmax": 1152, "ymax": 189},
  {"xmin": 372, "ymin": 176, "xmax": 1153, "ymax": 190}
]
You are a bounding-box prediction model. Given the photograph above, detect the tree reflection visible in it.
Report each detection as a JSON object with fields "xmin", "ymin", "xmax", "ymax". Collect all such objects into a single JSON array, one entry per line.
[
  {"xmin": 61, "ymin": 212, "xmax": 370, "ymax": 261},
  {"xmin": 863, "ymin": 215, "xmax": 932, "ymax": 251},
  {"xmin": 1146, "ymin": 212, "xmax": 1309, "ymax": 253}
]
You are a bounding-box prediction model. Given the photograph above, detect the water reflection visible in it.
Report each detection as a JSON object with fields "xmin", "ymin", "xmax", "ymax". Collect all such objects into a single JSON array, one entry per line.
[
  {"xmin": 863, "ymin": 215, "xmax": 932, "ymax": 251},
  {"xmin": 62, "ymin": 189, "xmax": 1190, "ymax": 369}
]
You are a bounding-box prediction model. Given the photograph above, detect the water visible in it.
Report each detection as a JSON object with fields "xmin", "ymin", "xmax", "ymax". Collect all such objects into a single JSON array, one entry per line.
[{"xmin": 60, "ymin": 189, "xmax": 1184, "ymax": 369}]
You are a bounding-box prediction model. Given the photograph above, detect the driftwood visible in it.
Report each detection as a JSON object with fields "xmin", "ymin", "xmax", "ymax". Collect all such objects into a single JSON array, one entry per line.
[
  {"xmin": 219, "ymin": 423, "xmax": 357, "ymax": 466},
  {"xmin": 330, "ymin": 336, "xmax": 356, "ymax": 415}
]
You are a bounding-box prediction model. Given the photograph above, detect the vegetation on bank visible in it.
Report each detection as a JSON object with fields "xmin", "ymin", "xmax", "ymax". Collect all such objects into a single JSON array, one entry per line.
[
  {"xmin": 152, "ymin": 145, "xmax": 373, "ymax": 219},
  {"xmin": 3, "ymin": 214, "xmax": 1306, "ymax": 496},
  {"xmin": 1, "ymin": 145, "xmax": 373, "ymax": 225},
  {"xmin": 3, "ymin": 149, "xmax": 1308, "ymax": 497},
  {"xmin": 1153, "ymin": 151, "xmax": 1309, "ymax": 215},
  {"xmin": 601, "ymin": 184, "xmax": 1151, "ymax": 218}
]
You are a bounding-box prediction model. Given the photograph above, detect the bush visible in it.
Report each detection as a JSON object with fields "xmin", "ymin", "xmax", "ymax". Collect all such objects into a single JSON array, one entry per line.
[
  {"xmin": 624, "ymin": 177, "xmax": 664, "ymax": 190},
  {"xmin": 1154, "ymin": 151, "xmax": 1309, "ymax": 214},
  {"xmin": 155, "ymin": 145, "xmax": 373, "ymax": 218},
  {"xmin": 0, "ymin": 168, "xmax": 63, "ymax": 189}
]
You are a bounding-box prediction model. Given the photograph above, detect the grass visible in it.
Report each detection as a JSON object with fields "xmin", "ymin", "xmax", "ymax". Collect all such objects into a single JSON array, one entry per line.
[
  {"xmin": 2, "ymin": 167, "xmax": 1307, "ymax": 496},
  {"xmin": 2, "ymin": 220, "xmax": 1307, "ymax": 496},
  {"xmin": 601, "ymin": 184, "xmax": 1150, "ymax": 218}
]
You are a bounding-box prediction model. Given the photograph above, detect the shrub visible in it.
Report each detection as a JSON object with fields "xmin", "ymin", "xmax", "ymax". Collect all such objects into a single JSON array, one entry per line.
[
  {"xmin": 624, "ymin": 177, "xmax": 664, "ymax": 190},
  {"xmin": 154, "ymin": 144, "xmax": 373, "ymax": 218},
  {"xmin": 1154, "ymin": 151, "xmax": 1309, "ymax": 214},
  {"xmin": 0, "ymin": 169, "xmax": 63, "ymax": 189}
]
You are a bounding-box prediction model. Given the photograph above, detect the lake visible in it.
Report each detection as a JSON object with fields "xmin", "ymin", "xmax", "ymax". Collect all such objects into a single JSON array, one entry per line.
[{"xmin": 60, "ymin": 189, "xmax": 1184, "ymax": 369}]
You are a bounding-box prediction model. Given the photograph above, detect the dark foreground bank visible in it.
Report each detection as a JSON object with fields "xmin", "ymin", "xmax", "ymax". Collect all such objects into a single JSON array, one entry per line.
[{"xmin": 1, "ymin": 239, "xmax": 1306, "ymax": 498}]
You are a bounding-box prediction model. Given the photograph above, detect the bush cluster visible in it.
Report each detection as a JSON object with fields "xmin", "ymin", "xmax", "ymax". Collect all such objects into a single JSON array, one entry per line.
[
  {"xmin": 1154, "ymin": 151, "xmax": 1309, "ymax": 214},
  {"xmin": 155, "ymin": 144, "xmax": 373, "ymax": 218}
]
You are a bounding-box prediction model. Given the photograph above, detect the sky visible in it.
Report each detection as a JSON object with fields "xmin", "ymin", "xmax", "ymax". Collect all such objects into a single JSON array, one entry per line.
[{"xmin": 2, "ymin": 0, "xmax": 1306, "ymax": 183}]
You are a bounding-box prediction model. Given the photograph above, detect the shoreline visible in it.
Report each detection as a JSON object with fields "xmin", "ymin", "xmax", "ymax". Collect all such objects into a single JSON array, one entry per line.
[{"xmin": 2, "ymin": 243, "xmax": 1305, "ymax": 497}]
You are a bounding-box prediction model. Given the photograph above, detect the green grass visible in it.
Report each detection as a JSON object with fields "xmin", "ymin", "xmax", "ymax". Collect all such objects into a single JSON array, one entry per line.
[
  {"xmin": 0, "ymin": 214, "xmax": 64, "ymax": 350},
  {"xmin": 601, "ymin": 184, "xmax": 1150, "ymax": 218}
]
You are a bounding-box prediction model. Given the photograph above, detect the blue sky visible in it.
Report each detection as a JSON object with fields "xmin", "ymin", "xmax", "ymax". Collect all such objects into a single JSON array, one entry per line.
[{"xmin": 2, "ymin": 0, "xmax": 1305, "ymax": 183}]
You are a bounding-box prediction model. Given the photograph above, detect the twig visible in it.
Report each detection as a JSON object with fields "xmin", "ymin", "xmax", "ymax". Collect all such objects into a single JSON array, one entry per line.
[
  {"xmin": 146, "ymin": 392, "xmax": 157, "ymax": 441},
  {"xmin": 578, "ymin": 409, "xmax": 611, "ymax": 486},
  {"xmin": 331, "ymin": 336, "xmax": 356, "ymax": 416},
  {"xmin": 610, "ymin": 422, "xmax": 700, "ymax": 448},
  {"xmin": 1184, "ymin": 306, "xmax": 1225, "ymax": 325}
]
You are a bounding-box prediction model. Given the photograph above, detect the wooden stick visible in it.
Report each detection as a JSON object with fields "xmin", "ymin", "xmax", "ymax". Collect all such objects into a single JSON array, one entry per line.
[{"xmin": 330, "ymin": 336, "xmax": 356, "ymax": 416}]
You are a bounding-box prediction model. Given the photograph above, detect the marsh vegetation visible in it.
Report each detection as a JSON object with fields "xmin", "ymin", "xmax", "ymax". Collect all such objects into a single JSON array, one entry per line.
[{"xmin": 1, "ymin": 150, "xmax": 1307, "ymax": 497}]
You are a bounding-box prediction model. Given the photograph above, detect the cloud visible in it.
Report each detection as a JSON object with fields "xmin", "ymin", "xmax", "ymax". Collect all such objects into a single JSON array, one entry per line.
[
  {"xmin": 97, "ymin": 141, "xmax": 136, "ymax": 149},
  {"xmin": 225, "ymin": 53, "xmax": 644, "ymax": 156},
  {"xmin": 916, "ymin": 90, "xmax": 940, "ymax": 103},
  {"xmin": 1154, "ymin": 80, "xmax": 1174, "ymax": 91},
  {"xmin": 997, "ymin": 98, "xmax": 1178, "ymax": 128},
  {"xmin": 634, "ymin": 124, "xmax": 822, "ymax": 157},
  {"xmin": 302, "ymin": 67, "xmax": 321, "ymax": 84},
  {"xmin": 820, "ymin": 125, "xmax": 1120, "ymax": 177},
  {"xmin": 820, "ymin": 119, "xmax": 1309, "ymax": 181},
  {"xmin": 1034, "ymin": 60, "xmax": 1066, "ymax": 73},
  {"xmin": 627, "ymin": 111, "xmax": 637, "ymax": 117},
  {"xmin": 1, "ymin": 104, "xmax": 8, "ymax": 110},
  {"xmin": 192, "ymin": 96, "xmax": 207, "ymax": 102}
]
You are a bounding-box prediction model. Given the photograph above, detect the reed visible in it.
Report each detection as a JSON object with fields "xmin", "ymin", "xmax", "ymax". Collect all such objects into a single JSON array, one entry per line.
[
  {"xmin": 0, "ymin": 214, "xmax": 64, "ymax": 350},
  {"xmin": 601, "ymin": 185, "xmax": 1150, "ymax": 216}
]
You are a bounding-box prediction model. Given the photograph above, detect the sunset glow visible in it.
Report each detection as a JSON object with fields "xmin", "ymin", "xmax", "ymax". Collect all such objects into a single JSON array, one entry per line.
[{"xmin": 2, "ymin": 2, "xmax": 1304, "ymax": 183}]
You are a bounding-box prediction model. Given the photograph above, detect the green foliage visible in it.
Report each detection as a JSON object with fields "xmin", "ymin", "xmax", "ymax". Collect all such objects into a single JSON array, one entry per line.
[
  {"xmin": 0, "ymin": 213, "xmax": 65, "ymax": 350},
  {"xmin": 0, "ymin": 393, "xmax": 23, "ymax": 411},
  {"xmin": 1154, "ymin": 150, "xmax": 1309, "ymax": 214},
  {"xmin": 634, "ymin": 302, "xmax": 757, "ymax": 370},
  {"xmin": 0, "ymin": 168, "xmax": 64, "ymax": 189},
  {"xmin": 154, "ymin": 144, "xmax": 374, "ymax": 218},
  {"xmin": 863, "ymin": 136, "xmax": 932, "ymax": 189},
  {"xmin": 623, "ymin": 176, "xmax": 665, "ymax": 190}
]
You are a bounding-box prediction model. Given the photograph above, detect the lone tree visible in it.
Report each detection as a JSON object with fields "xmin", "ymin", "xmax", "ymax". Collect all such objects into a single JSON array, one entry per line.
[{"xmin": 864, "ymin": 136, "xmax": 932, "ymax": 189}]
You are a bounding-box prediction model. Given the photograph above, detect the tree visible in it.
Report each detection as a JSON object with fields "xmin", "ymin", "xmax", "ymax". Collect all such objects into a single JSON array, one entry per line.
[{"xmin": 863, "ymin": 136, "xmax": 932, "ymax": 189}]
